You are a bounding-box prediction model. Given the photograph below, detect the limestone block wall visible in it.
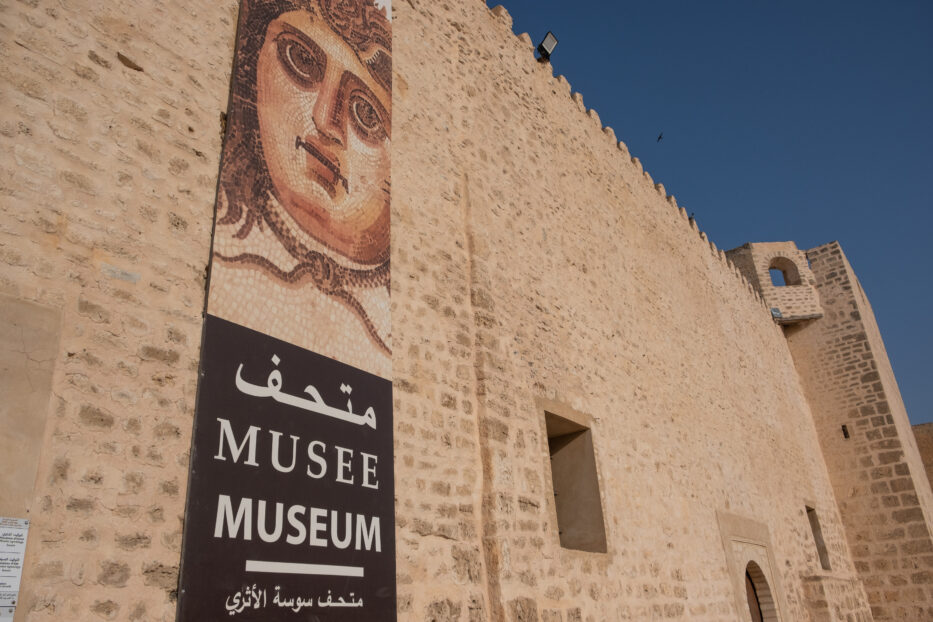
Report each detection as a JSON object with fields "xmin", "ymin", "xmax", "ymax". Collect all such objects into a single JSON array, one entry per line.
[
  {"xmin": 726, "ymin": 242, "xmax": 823, "ymax": 322},
  {"xmin": 913, "ymin": 424, "xmax": 933, "ymax": 493},
  {"xmin": 0, "ymin": 0, "xmax": 887, "ymax": 621},
  {"xmin": 0, "ymin": 0, "xmax": 238, "ymax": 619},
  {"xmin": 784, "ymin": 242, "xmax": 933, "ymax": 621},
  {"xmin": 392, "ymin": 2, "xmax": 870, "ymax": 620}
]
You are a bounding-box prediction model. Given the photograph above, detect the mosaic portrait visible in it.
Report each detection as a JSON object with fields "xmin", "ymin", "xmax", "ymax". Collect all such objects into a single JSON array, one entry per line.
[{"xmin": 208, "ymin": 0, "xmax": 392, "ymax": 378}]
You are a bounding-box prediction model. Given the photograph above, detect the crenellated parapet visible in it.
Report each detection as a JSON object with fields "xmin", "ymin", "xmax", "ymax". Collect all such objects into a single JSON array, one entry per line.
[{"xmin": 484, "ymin": 3, "xmax": 771, "ymax": 313}]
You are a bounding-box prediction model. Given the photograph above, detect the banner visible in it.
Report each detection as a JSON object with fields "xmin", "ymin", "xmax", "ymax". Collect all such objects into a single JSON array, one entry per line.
[{"xmin": 178, "ymin": 1, "xmax": 393, "ymax": 619}]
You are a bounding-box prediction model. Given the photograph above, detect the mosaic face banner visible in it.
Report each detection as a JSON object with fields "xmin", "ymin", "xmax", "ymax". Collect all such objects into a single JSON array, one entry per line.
[{"xmin": 178, "ymin": 1, "xmax": 394, "ymax": 619}]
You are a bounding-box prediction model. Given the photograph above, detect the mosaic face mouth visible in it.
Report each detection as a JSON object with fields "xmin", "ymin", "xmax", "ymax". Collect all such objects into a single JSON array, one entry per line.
[{"xmin": 295, "ymin": 135, "xmax": 349, "ymax": 198}]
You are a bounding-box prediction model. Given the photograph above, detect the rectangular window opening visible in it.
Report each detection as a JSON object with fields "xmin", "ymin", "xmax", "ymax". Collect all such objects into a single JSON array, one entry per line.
[
  {"xmin": 806, "ymin": 506, "xmax": 831, "ymax": 571},
  {"xmin": 545, "ymin": 410, "xmax": 607, "ymax": 553}
]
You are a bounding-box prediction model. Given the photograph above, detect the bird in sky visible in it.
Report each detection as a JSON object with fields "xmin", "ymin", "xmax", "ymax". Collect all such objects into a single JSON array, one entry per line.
[{"xmin": 657, "ymin": 132, "xmax": 663, "ymax": 142}]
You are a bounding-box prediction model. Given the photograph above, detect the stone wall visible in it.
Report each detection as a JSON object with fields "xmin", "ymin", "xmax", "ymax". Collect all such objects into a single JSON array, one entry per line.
[
  {"xmin": 784, "ymin": 242, "xmax": 933, "ymax": 621},
  {"xmin": 391, "ymin": 2, "xmax": 870, "ymax": 620},
  {"xmin": 913, "ymin": 424, "xmax": 933, "ymax": 494},
  {"xmin": 0, "ymin": 0, "xmax": 901, "ymax": 620},
  {"xmin": 0, "ymin": 0, "xmax": 238, "ymax": 619}
]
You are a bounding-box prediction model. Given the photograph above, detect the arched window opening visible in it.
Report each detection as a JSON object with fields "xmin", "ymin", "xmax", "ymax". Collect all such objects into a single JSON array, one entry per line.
[
  {"xmin": 768, "ymin": 257, "xmax": 801, "ymax": 287},
  {"xmin": 745, "ymin": 561, "xmax": 780, "ymax": 621}
]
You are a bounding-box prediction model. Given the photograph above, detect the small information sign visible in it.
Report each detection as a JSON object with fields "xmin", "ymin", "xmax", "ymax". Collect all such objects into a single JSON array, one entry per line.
[{"xmin": 0, "ymin": 517, "xmax": 29, "ymax": 615}]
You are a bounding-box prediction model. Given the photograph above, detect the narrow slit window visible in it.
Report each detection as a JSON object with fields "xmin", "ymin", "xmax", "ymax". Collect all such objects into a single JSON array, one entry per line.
[
  {"xmin": 806, "ymin": 506, "xmax": 831, "ymax": 571},
  {"xmin": 545, "ymin": 410, "xmax": 607, "ymax": 553}
]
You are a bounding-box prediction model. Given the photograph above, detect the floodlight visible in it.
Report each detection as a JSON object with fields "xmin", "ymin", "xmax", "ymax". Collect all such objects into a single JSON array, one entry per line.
[{"xmin": 537, "ymin": 31, "xmax": 558, "ymax": 61}]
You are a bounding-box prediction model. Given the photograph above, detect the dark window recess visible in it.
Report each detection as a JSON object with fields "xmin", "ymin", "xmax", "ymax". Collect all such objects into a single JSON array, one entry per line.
[
  {"xmin": 746, "ymin": 570, "xmax": 764, "ymax": 622},
  {"xmin": 769, "ymin": 268, "xmax": 787, "ymax": 287},
  {"xmin": 806, "ymin": 506, "xmax": 832, "ymax": 571},
  {"xmin": 841, "ymin": 424, "xmax": 850, "ymax": 439},
  {"xmin": 768, "ymin": 257, "xmax": 802, "ymax": 286},
  {"xmin": 545, "ymin": 411, "xmax": 607, "ymax": 553},
  {"xmin": 745, "ymin": 561, "xmax": 778, "ymax": 621}
]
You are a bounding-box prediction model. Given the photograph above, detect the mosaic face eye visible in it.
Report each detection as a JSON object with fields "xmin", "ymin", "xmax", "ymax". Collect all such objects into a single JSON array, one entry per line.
[
  {"xmin": 276, "ymin": 30, "xmax": 325, "ymax": 87},
  {"xmin": 349, "ymin": 90, "xmax": 386, "ymax": 142}
]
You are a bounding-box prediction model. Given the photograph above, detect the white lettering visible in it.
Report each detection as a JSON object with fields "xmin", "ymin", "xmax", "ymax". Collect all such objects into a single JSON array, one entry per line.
[
  {"xmin": 270, "ymin": 431, "xmax": 299, "ymax": 473},
  {"xmin": 331, "ymin": 510, "xmax": 353, "ymax": 549},
  {"xmin": 309, "ymin": 507, "xmax": 328, "ymax": 547},
  {"xmin": 214, "ymin": 494, "xmax": 252, "ymax": 540},
  {"xmin": 335, "ymin": 446, "xmax": 354, "ymax": 485},
  {"xmin": 213, "ymin": 496, "xmax": 381, "ymax": 552},
  {"xmin": 286, "ymin": 504, "xmax": 307, "ymax": 545},
  {"xmin": 306, "ymin": 441, "xmax": 327, "ymax": 479},
  {"xmin": 361, "ymin": 452, "xmax": 378, "ymax": 489},
  {"xmin": 257, "ymin": 500, "xmax": 283, "ymax": 543},
  {"xmin": 356, "ymin": 514, "xmax": 381, "ymax": 552},
  {"xmin": 213, "ymin": 418, "xmax": 259, "ymax": 466}
]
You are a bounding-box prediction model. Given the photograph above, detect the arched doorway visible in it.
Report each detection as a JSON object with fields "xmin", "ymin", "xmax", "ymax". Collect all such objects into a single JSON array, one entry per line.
[{"xmin": 745, "ymin": 561, "xmax": 779, "ymax": 621}]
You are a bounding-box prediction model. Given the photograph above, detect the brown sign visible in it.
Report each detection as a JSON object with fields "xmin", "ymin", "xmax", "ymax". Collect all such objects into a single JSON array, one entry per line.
[{"xmin": 177, "ymin": 316, "xmax": 394, "ymax": 619}]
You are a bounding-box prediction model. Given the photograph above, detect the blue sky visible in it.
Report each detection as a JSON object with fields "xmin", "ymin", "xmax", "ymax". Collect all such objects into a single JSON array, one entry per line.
[{"xmin": 490, "ymin": 1, "xmax": 933, "ymax": 424}]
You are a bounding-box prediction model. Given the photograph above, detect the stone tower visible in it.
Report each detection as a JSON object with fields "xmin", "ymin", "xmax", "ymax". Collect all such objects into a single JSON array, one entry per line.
[
  {"xmin": 725, "ymin": 241, "xmax": 823, "ymax": 324},
  {"xmin": 731, "ymin": 240, "xmax": 933, "ymax": 620}
]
